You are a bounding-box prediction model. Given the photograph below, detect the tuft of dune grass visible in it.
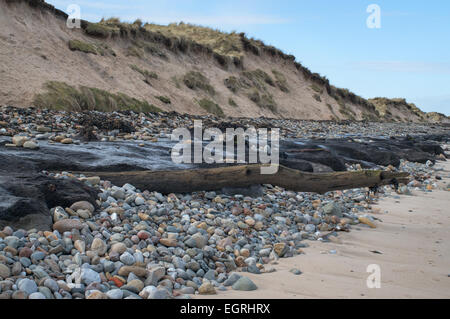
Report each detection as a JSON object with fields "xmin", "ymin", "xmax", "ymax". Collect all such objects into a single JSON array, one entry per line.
[
  {"xmin": 196, "ymin": 98, "xmax": 224, "ymax": 117},
  {"xmin": 33, "ymin": 81, "xmax": 162, "ymax": 113},
  {"xmin": 183, "ymin": 71, "xmax": 216, "ymax": 95},
  {"xmin": 68, "ymin": 39, "xmax": 97, "ymax": 54}
]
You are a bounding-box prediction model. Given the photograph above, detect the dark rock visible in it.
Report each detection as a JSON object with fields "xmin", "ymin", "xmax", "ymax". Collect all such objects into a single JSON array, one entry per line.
[
  {"xmin": 280, "ymin": 136, "xmax": 446, "ymax": 169},
  {"xmin": 281, "ymin": 144, "xmax": 347, "ymax": 171},
  {"xmin": 0, "ymin": 173, "xmax": 97, "ymax": 231},
  {"xmin": 279, "ymin": 158, "xmax": 314, "ymax": 172}
]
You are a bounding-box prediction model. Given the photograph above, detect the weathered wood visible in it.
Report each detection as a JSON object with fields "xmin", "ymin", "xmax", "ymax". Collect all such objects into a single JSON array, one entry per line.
[{"xmin": 75, "ymin": 165, "xmax": 410, "ymax": 194}]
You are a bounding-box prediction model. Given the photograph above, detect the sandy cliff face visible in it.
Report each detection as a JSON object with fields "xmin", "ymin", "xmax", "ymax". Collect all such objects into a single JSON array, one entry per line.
[
  {"xmin": 369, "ymin": 98, "xmax": 449, "ymax": 123},
  {"xmin": 0, "ymin": 0, "xmax": 446, "ymax": 122}
]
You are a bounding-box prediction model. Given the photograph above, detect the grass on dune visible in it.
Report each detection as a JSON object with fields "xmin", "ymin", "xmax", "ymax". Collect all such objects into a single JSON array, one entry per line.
[
  {"xmin": 183, "ymin": 71, "xmax": 216, "ymax": 95},
  {"xmin": 68, "ymin": 39, "xmax": 97, "ymax": 54},
  {"xmin": 196, "ymin": 98, "xmax": 224, "ymax": 117},
  {"xmin": 33, "ymin": 81, "xmax": 162, "ymax": 113},
  {"xmin": 145, "ymin": 22, "xmax": 244, "ymax": 58}
]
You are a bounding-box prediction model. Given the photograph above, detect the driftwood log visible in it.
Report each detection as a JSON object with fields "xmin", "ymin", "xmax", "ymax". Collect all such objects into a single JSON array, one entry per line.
[{"xmin": 75, "ymin": 164, "xmax": 410, "ymax": 194}]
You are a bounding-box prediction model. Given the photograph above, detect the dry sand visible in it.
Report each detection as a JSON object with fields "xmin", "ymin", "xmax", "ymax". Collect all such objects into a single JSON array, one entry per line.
[{"xmin": 201, "ymin": 160, "xmax": 450, "ymax": 299}]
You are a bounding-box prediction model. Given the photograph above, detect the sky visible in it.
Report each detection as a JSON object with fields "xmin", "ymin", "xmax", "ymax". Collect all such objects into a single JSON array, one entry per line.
[{"xmin": 47, "ymin": 0, "xmax": 450, "ymax": 115}]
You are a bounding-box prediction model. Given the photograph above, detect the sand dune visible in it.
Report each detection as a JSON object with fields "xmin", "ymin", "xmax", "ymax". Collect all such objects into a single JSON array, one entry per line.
[
  {"xmin": 2, "ymin": 1, "xmax": 447, "ymax": 122},
  {"xmin": 201, "ymin": 160, "xmax": 450, "ymax": 299}
]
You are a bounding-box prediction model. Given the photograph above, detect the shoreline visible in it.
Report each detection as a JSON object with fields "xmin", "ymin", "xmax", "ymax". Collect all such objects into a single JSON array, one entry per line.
[{"xmin": 199, "ymin": 160, "xmax": 450, "ymax": 299}]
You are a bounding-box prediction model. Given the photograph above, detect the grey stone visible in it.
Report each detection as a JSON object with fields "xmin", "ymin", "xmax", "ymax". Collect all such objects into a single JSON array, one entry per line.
[
  {"xmin": 106, "ymin": 288, "xmax": 123, "ymax": 299},
  {"xmin": 259, "ymin": 248, "xmax": 271, "ymax": 257},
  {"xmin": 204, "ymin": 269, "xmax": 215, "ymax": 281},
  {"xmin": 145, "ymin": 266, "xmax": 165, "ymax": 286},
  {"xmin": 70, "ymin": 201, "xmax": 95, "ymax": 214},
  {"xmin": 184, "ymin": 233, "xmax": 207, "ymax": 249},
  {"xmin": 223, "ymin": 273, "xmax": 242, "ymax": 286},
  {"xmin": 247, "ymin": 264, "xmax": 261, "ymax": 274},
  {"xmin": 304, "ymin": 224, "xmax": 316, "ymax": 233},
  {"xmin": 120, "ymin": 252, "xmax": 136, "ymax": 266},
  {"xmin": 18, "ymin": 278, "xmax": 38, "ymax": 295},
  {"xmin": 19, "ymin": 257, "xmax": 31, "ymax": 267},
  {"xmin": 11, "ymin": 262, "xmax": 22, "ymax": 276},
  {"xmin": 0, "ymin": 264, "xmax": 11, "ymax": 278},
  {"xmin": 32, "ymin": 266, "xmax": 49, "ymax": 279},
  {"xmin": 29, "ymin": 292, "xmax": 46, "ymax": 299},
  {"xmin": 112, "ymin": 189, "xmax": 126, "ymax": 200},
  {"xmin": 81, "ymin": 268, "xmax": 101, "ymax": 285},
  {"xmin": 290, "ymin": 268, "xmax": 302, "ymax": 275},
  {"xmin": 179, "ymin": 287, "xmax": 195, "ymax": 294},
  {"xmin": 44, "ymin": 278, "xmax": 59, "ymax": 292},
  {"xmin": 4, "ymin": 236, "xmax": 20, "ymax": 249},
  {"xmin": 323, "ymin": 202, "xmax": 343, "ymax": 217},
  {"xmin": 186, "ymin": 261, "xmax": 200, "ymax": 272},
  {"xmin": 103, "ymin": 260, "xmax": 115, "ymax": 273},
  {"xmin": 38, "ymin": 286, "xmax": 53, "ymax": 299},
  {"xmin": 232, "ymin": 277, "xmax": 257, "ymax": 291},
  {"xmin": 149, "ymin": 288, "xmax": 171, "ymax": 299},
  {"xmin": 196, "ymin": 269, "xmax": 205, "ymax": 277},
  {"xmin": 110, "ymin": 233, "xmax": 124, "ymax": 242},
  {"xmin": 135, "ymin": 197, "xmax": 145, "ymax": 206}
]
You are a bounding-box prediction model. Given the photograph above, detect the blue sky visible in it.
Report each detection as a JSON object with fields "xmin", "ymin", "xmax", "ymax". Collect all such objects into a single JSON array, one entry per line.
[{"xmin": 48, "ymin": 0, "xmax": 450, "ymax": 115}]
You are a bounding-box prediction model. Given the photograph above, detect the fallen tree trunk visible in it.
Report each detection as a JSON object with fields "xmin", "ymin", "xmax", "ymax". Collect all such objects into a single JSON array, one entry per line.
[{"xmin": 74, "ymin": 165, "xmax": 410, "ymax": 194}]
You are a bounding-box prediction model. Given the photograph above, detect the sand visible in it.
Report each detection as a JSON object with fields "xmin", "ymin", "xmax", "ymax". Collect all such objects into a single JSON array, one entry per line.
[{"xmin": 201, "ymin": 160, "xmax": 450, "ymax": 299}]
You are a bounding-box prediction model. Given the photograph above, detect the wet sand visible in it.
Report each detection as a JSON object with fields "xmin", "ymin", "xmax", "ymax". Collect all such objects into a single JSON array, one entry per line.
[{"xmin": 201, "ymin": 160, "xmax": 450, "ymax": 299}]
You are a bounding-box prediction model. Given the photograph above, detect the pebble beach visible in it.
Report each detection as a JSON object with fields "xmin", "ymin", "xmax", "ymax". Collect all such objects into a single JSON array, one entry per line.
[
  {"xmin": 0, "ymin": 106, "xmax": 449, "ymax": 299},
  {"xmin": 202, "ymin": 160, "xmax": 450, "ymax": 299}
]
